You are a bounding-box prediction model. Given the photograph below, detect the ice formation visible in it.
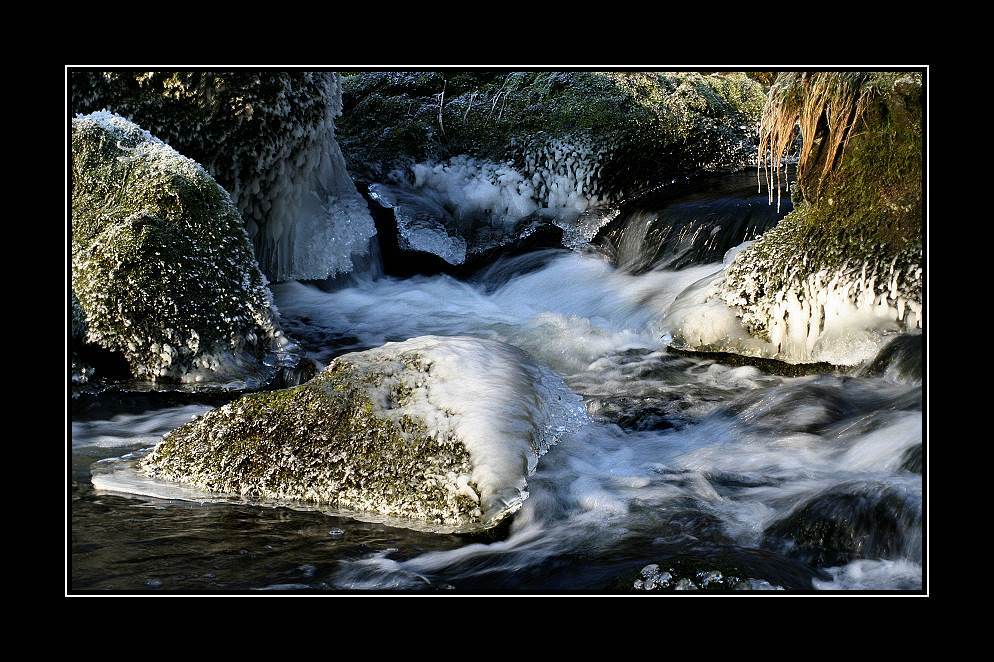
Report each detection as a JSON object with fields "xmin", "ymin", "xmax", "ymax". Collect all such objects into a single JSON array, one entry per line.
[
  {"xmin": 236, "ymin": 75, "xmax": 376, "ymax": 281},
  {"xmin": 669, "ymin": 72, "xmax": 923, "ymax": 366},
  {"xmin": 71, "ymin": 72, "xmax": 376, "ymax": 282},
  {"xmin": 71, "ymin": 111, "xmax": 287, "ymax": 383},
  {"xmin": 665, "ymin": 231, "xmax": 923, "ymax": 366},
  {"xmin": 115, "ymin": 336, "xmax": 587, "ymax": 532},
  {"xmin": 369, "ymin": 148, "xmax": 617, "ymax": 263}
]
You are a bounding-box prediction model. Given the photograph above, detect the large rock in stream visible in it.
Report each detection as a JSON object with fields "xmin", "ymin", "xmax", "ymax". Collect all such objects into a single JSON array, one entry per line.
[
  {"xmin": 136, "ymin": 336, "xmax": 588, "ymax": 532},
  {"xmin": 71, "ymin": 111, "xmax": 286, "ymax": 384},
  {"xmin": 339, "ymin": 72, "xmax": 766, "ymax": 268},
  {"xmin": 71, "ymin": 71, "xmax": 376, "ymax": 282},
  {"xmin": 666, "ymin": 72, "xmax": 923, "ymax": 366}
]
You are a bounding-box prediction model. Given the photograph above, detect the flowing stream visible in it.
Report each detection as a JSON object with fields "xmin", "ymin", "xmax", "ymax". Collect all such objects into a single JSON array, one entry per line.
[{"xmin": 70, "ymin": 172, "xmax": 923, "ymax": 592}]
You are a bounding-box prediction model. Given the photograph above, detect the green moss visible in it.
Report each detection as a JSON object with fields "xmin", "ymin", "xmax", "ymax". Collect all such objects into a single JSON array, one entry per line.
[
  {"xmin": 140, "ymin": 360, "xmax": 483, "ymax": 528},
  {"xmin": 720, "ymin": 72, "xmax": 923, "ymax": 341},
  {"xmin": 339, "ymin": 71, "xmax": 765, "ymax": 196},
  {"xmin": 71, "ymin": 112, "xmax": 281, "ymax": 382},
  {"xmin": 71, "ymin": 72, "xmax": 343, "ymax": 279}
]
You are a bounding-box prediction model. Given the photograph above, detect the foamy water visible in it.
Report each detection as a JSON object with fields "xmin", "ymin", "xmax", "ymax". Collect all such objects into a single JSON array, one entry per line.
[{"xmin": 75, "ymin": 241, "xmax": 922, "ymax": 591}]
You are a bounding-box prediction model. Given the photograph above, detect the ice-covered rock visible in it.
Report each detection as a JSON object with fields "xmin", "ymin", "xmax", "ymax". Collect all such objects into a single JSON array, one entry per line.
[
  {"xmin": 342, "ymin": 72, "xmax": 764, "ymax": 255},
  {"xmin": 368, "ymin": 157, "xmax": 573, "ymax": 268},
  {"xmin": 666, "ymin": 73, "xmax": 923, "ymax": 366},
  {"xmin": 71, "ymin": 111, "xmax": 285, "ymax": 383},
  {"xmin": 137, "ymin": 336, "xmax": 588, "ymax": 532},
  {"xmin": 71, "ymin": 72, "xmax": 376, "ymax": 281}
]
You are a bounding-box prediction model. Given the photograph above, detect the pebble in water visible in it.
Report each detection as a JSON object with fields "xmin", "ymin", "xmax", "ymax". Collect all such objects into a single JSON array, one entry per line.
[{"xmin": 328, "ymin": 528, "xmax": 345, "ymax": 539}]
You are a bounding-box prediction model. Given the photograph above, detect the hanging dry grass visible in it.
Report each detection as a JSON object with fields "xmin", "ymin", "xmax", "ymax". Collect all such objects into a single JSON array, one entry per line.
[{"xmin": 758, "ymin": 72, "xmax": 878, "ymax": 206}]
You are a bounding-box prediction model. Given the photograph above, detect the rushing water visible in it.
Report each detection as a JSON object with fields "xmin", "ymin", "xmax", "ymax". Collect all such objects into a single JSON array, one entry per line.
[{"xmin": 70, "ymin": 173, "xmax": 924, "ymax": 592}]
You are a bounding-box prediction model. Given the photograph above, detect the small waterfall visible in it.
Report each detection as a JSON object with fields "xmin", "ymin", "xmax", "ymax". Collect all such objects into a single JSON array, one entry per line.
[{"xmin": 594, "ymin": 169, "xmax": 794, "ymax": 273}]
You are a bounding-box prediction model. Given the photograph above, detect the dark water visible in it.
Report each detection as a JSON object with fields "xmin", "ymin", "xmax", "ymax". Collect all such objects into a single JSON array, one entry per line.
[
  {"xmin": 70, "ymin": 170, "xmax": 923, "ymax": 593},
  {"xmin": 592, "ymin": 168, "xmax": 794, "ymax": 273}
]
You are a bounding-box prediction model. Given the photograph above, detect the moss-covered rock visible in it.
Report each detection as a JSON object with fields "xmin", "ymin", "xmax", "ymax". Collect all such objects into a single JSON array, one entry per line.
[
  {"xmin": 71, "ymin": 72, "xmax": 376, "ymax": 281},
  {"xmin": 669, "ymin": 72, "xmax": 923, "ymax": 365},
  {"xmin": 138, "ymin": 336, "xmax": 588, "ymax": 532},
  {"xmin": 71, "ymin": 111, "xmax": 285, "ymax": 383},
  {"xmin": 340, "ymin": 71, "xmax": 765, "ymax": 201}
]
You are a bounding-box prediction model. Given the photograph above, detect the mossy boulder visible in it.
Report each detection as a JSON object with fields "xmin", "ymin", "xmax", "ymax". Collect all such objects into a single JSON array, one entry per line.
[
  {"xmin": 670, "ymin": 72, "xmax": 923, "ymax": 365},
  {"xmin": 138, "ymin": 336, "xmax": 588, "ymax": 532},
  {"xmin": 71, "ymin": 72, "xmax": 375, "ymax": 281},
  {"xmin": 71, "ymin": 111, "xmax": 285, "ymax": 383},
  {"xmin": 340, "ymin": 71, "xmax": 765, "ymax": 201}
]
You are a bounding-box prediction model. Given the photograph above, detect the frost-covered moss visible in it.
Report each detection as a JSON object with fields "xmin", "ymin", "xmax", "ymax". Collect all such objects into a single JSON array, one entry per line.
[
  {"xmin": 139, "ymin": 336, "xmax": 588, "ymax": 532},
  {"xmin": 71, "ymin": 72, "xmax": 375, "ymax": 281},
  {"xmin": 71, "ymin": 111, "xmax": 284, "ymax": 383},
  {"xmin": 340, "ymin": 71, "xmax": 765, "ymax": 201},
  {"xmin": 141, "ymin": 361, "xmax": 482, "ymax": 528},
  {"xmin": 672, "ymin": 72, "xmax": 923, "ymax": 365}
]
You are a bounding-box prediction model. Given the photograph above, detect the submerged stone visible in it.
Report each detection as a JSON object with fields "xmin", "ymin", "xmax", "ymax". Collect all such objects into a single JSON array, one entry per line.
[
  {"xmin": 626, "ymin": 555, "xmax": 800, "ymax": 592},
  {"xmin": 71, "ymin": 111, "xmax": 285, "ymax": 384},
  {"xmin": 899, "ymin": 445, "xmax": 923, "ymax": 475},
  {"xmin": 862, "ymin": 334, "xmax": 923, "ymax": 383},
  {"xmin": 762, "ymin": 480, "xmax": 922, "ymax": 567},
  {"xmin": 138, "ymin": 336, "xmax": 588, "ymax": 532}
]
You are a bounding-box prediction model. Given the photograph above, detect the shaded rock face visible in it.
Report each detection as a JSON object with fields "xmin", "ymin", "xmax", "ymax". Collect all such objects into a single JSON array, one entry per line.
[
  {"xmin": 668, "ymin": 72, "xmax": 923, "ymax": 366},
  {"xmin": 364, "ymin": 178, "xmax": 565, "ymax": 278},
  {"xmin": 762, "ymin": 481, "xmax": 922, "ymax": 567},
  {"xmin": 71, "ymin": 71, "xmax": 376, "ymax": 281},
  {"xmin": 139, "ymin": 336, "xmax": 588, "ymax": 533},
  {"xmin": 71, "ymin": 112, "xmax": 284, "ymax": 384},
  {"xmin": 592, "ymin": 168, "xmax": 794, "ymax": 274},
  {"xmin": 900, "ymin": 445, "xmax": 923, "ymax": 474}
]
